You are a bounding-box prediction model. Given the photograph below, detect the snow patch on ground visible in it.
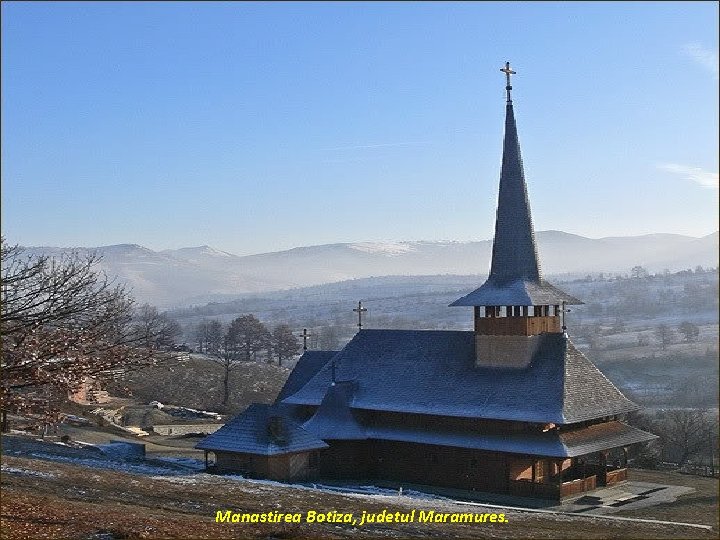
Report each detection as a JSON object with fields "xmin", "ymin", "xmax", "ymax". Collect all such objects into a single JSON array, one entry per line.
[
  {"xmin": 1, "ymin": 465, "xmax": 55, "ymax": 478},
  {"xmin": 153, "ymin": 457, "xmax": 205, "ymax": 471},
  {"xmin": 20, "ymin": 452, "xmax": 193, "ymax": 476}
]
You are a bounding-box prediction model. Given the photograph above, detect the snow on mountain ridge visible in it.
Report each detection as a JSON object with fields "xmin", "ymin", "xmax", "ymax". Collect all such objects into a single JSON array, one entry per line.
[
  {"xmin": 161, "ymin": 245, "xmax": 236, "ymax": 259},
  {"xmin": 349, "ymin": 242, "xmax": 418, "ymax": 255},
  {"xmin": 18, "ymin": 231, "xmax": 718, "ymax": 308}
]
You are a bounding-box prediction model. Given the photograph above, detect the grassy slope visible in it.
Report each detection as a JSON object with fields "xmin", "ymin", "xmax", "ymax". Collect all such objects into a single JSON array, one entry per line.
[
  {"xmin": 109, "ymin": 354, "xmax": 291, "ymax": 416},
  {"xmin": 1, "ymin": 452, "xmax": 717, "ymax": 540}
]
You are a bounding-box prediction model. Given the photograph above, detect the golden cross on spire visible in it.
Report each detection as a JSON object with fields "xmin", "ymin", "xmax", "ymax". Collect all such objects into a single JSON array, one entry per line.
[{"xmin": 500, "ymin": 61, "xmax": 516, "ymax": 102}]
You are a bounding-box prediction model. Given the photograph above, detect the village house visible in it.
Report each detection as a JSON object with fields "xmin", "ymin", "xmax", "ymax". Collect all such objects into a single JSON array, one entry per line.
[{"xmin": 196, "ymin": 63, "xmax": 656, "ymax": 500}]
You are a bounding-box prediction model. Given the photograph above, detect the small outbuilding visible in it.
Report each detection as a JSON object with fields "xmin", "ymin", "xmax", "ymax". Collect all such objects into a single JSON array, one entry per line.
[{"xmin": 196, "ymin": 403, "xmax": 327, "ymax": 481}]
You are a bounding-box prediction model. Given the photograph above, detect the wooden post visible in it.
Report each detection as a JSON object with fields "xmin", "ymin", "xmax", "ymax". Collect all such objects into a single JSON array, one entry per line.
[
  {"xmin": 531, "ymin": 460, "xmax": 536, "ymax": 483},
  {"xmin": 600, "ymin": 451, "xmax": 608, "ymax": 485},
  {"xmin": 556, "ymin": 460, "xmax": 563, "ymax": 485}
]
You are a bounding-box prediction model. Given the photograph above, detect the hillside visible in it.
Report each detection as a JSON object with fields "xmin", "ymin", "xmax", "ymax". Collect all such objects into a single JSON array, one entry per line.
[
  {"xmin": 166, "ymin": 269, "xmax": 719, "ymax": 410},
  {"xmin": 1, "ymin": 445, "xmax": 717, "ymax": 540},
  {"xmin": 20, "ymin": 231, "xmax": 719, "ymax": 307},
  {"xmin": 108, "ymin": 354, "xmax": 291, "ymax": 416}
]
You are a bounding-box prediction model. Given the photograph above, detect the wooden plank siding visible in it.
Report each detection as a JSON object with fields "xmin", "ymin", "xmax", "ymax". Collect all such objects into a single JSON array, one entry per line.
[
  {"xmin": 475, "ymin": 315, "xmax": 561, "ymax": 336},
  {"xmin": 214, "ymin": 444, "xmax": 623, "ymax": 500},
  {"xmin": 606, "ymin": 468, "xmax": 628, "ymax": 486},
  {"xmin": 314, "ymin": 440, "xmax": 513, "ymax": 493},
  {"xmin": 560, "ymin": 475, "xmax": 597, "ymax": 498},
  {"xmin": 215, "ymin": 451, "xmax": 318, "ymax": 482}
]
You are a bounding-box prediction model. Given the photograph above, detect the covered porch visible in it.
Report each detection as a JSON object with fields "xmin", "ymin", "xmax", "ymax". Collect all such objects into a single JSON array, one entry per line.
[{"xmin": 509, "ymin": 446, "xmax": 631, "ymax": 499}]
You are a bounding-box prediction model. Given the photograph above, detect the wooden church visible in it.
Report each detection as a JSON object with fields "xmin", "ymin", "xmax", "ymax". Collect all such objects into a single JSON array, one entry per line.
[{"xmin": 197, "ymin": 63, "xmax": 656, "ymax": 500}]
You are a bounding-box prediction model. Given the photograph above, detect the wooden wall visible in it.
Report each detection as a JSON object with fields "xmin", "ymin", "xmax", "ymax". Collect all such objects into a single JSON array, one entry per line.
[
  {"xmin": 215, "ymin": 451, "xmax": 316, "ymax": 481},
  {"xmin": 215, "ymin": 445, "xmax": 597, "ymax": 500},
  {"xmin": 475, "ymin": 316, "xmax": 561, "ymax": 336},
  {"xmin": 318, "ymin": 438, "xmax": 532, "ymax": 494}
]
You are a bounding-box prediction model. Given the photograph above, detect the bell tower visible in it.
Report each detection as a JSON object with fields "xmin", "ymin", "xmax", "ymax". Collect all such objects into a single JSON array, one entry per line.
[{"xmin": 451, "ymin": 63, "xmax": 581, "ymax": 366}]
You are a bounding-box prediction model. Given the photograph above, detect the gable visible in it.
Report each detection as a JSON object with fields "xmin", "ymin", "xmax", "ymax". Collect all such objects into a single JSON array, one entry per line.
[{"xmin": 275, "ymin": 350, "xmax": 338, "ymax": 403}]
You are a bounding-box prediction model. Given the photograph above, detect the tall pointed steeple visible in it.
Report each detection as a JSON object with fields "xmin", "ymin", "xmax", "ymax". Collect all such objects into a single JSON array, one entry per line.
[
  {"xmin": 451, "ymin": 62, "xmax": 580, "ymax": 332},
  {"xmin": 489, "ymin": 96, "xmax": 541, "ymax": 284}
]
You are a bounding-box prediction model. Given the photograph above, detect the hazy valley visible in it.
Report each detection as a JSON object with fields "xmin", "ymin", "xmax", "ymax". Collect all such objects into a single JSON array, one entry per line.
[{"xmin": 23, "ymin": 230, "xmax": 719, "ymax": 308}]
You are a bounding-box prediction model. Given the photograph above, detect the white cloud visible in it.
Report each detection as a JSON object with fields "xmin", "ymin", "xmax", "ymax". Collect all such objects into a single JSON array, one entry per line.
[
  {"xmin": 682, "ymin": 43, "xmax": 719, "ymax": 79},
  {"xmin": 658, "ymin": 163, "xmax": 719, "ymax": 189}
]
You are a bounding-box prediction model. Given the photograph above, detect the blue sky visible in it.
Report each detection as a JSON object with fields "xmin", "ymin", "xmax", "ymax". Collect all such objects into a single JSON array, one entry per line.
[{"xmin": 2, "ymin": 1, "xmax": 718, "ymax": 255}]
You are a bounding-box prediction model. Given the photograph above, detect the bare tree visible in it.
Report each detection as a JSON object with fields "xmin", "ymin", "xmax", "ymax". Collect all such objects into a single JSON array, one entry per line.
[
  {"xmin": 318, "ymin": 326, "xmax": 341, "ymax": 350},
  {"xmin": 637, "ymin": 331, "xmax": 650, "ymax": 347},
  {"xmin": 194, "ymin": 319, "xmax": 211, "ymax": 353},
  {"xmin": 654, "ymin": 324, "xmax": 673, "ymax": 350},
  {"xmin": 631, "ymin": 265, "xmax": 649, "ymax": 279},
  {"xmin": 208, "ymin": 336, "xmax": 241, "ymax": 407},
  {"xmin": 227, "ymin": 315, "xmax": 271, "ymax": 362},
  {"xmin": 206, "ymin": 319, "xmax": 224, "ymax": 355},
  {"xmin": 678, "ymin": 321, "xmax": 700, "ymax": 343},
  {"xmin": 659, "ymin": 409, "xmax": 715, "ymax": 466},
  {"xmin": 133, "ymin": 304, "xmax": 182, "ymax": 349},
  {"xmin": 271, "ymin": 324, "xmax": 300, "ymax": 366},
  {"xmin": 1, "ymin": 238, "xmax": 165, "ymax": 429}
]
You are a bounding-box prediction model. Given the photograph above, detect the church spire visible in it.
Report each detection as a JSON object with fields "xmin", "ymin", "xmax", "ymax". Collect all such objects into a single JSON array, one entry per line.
[
  {"xmin": 450, "ymin": 62, "xmax": 581, "ymax": 312},
  {"xmin": 488, "ymin": 64, "xmax": 542, "ymax": 285}
]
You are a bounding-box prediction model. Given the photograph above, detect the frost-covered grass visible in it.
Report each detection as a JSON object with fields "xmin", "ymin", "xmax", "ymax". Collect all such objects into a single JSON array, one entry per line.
[
  {"xmin": 1, "ymin": 465, "xmax": 55, "ymax": 478},
  {"xmin": 2, "ymin": 447, "xmax": 717, "ymax": 540}
]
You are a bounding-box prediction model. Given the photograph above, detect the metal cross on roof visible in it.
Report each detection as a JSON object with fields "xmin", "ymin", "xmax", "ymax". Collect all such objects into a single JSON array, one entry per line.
[
  {"xmin": 300, "ymin": 328, "xmax": 311, "ymax": 351},
  {"xmin": 500, "ymin": 61, "xmax": 516, "ymax": 102},
  {"xmin": 353, "ymin": 300, "xmax": 368, "ymax": 331},
  {"xmin": 561, "ymin": 301, "xmax": 572, "ymax": 335}
]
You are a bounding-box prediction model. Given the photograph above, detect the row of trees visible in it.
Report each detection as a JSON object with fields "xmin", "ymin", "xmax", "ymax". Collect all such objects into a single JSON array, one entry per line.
[
  {"xmin": 193, "ymin": 316, "xmax": 300, "ymax": 365},
  {"xmin": 577, "ymin": 320, "xmax": 704, "ymax": 351},
  {"xmin": 1, "ymin": 238, "xmax": 178, "ymax": 429},
  {"xmin": 193, "ymin": 316, "xmax": 301, "ymax": 406},
  {"xmin": 629, "ymin": 409, "xmax": 718, "ymax": 471},
  {"xmin": 652, "ymin": 322, "xmax": 701, "ymax": 350}
]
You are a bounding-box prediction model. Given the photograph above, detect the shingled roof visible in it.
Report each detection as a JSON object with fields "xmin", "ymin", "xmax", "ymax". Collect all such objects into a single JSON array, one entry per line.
[
  {"xmin": 451, "ymin": 278, "xmax": 581, "ymax": 307},
  {"xmin": 302, "ymin": 381, "xmax": 366, "ymax": 440},
  {"xmin": 275, "ymin": 350, "xmax": 338, "ymax": 403},
  {"xmin": 282, "ymin": 330, "xmax": 638, "ymax": 425},
  {"xmin": 451, "ymin": 101, "xmax": 581, "ymax": 307},
  {"xmin": 195, "ymin": 403, "xmax": 328, "ymax": 456},
  {"xmin": 369, "ymin": 420, "xmax": 655, "ymax": 458}
]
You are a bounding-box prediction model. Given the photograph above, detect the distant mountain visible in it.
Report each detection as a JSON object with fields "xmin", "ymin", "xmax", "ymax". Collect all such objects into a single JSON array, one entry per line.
[
  {"xmin": 160, "ymin": 245, "xmax": 237, "ymax": 261},
  {"xmin": 20, "ymin": 231, "xmax": 719, "ymax": 308}
]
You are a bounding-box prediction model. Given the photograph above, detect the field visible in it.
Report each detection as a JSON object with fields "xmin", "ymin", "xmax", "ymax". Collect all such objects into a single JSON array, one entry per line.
[{"xmin": 1, "ymin": 434, "xmax": 718, "ymax": 540}]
